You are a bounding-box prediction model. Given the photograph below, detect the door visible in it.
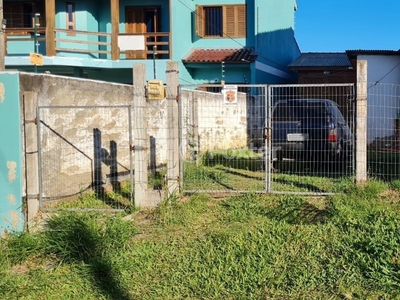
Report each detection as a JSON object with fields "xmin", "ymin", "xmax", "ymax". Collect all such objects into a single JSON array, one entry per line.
[{"xmin": 125, "ymin": 7, "xmax": 159, "ymax": 59}]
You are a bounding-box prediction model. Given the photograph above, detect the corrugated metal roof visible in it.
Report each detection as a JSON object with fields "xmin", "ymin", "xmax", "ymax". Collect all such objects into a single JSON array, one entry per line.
[
  {"xmin": 288, "ymin": 52, "xmax": 351, "ymax": 68},
  {"xmin": 182, "ymin": 48, "xmax": 257, "ymax": 63}
]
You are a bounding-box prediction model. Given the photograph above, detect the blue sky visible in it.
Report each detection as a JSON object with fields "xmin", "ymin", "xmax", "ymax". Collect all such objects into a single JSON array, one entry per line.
[{"xmin": 294, "ymin": 0, "xmax": 400, "ymax": 52}]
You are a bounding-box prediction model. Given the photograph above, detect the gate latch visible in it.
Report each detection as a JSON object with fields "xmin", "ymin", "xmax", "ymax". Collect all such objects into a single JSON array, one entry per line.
[{"xmin": 264, "ymin": 127, "xmax": 272, "ymax": 140}]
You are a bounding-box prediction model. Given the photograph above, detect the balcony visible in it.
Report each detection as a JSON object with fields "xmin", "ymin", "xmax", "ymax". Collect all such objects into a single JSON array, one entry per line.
[{"xmin": 5, "ymin": 28, "xmax": 171, "ymax": 61}]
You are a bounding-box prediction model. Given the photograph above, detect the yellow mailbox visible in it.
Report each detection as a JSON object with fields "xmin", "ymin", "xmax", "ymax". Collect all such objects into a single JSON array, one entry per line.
[{"xmin": 147, "ymin": 80, "xmax": 165, "ymax": 100}]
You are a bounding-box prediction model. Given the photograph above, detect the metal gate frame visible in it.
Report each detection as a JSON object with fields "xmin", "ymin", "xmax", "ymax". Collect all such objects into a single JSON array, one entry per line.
[
  {"xmin": 179, "ymin": 83, "xmax": 355, "ymax": 196},
  {"xmin": 266, "ymin": 83, "xmax": 356, "ymax": 195},
  {"xmin": 37, "ymin": 105, "xmax": 133, "ymax": 211}
]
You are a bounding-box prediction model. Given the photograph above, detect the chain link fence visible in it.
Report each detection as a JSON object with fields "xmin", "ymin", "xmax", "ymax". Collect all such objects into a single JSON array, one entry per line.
[
  {"xmin": 37, "ymin": 105, "xmax": 133, "ymax": 211},
  {"xmin": 367, "ymin": 82, "xmax": 400, "ymax": 181},
  {"xmin": 35, "ymin": 82, "xmax": 400, "ymax": 205}
]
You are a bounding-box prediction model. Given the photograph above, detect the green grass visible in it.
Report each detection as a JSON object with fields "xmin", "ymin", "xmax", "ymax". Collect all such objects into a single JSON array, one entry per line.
[
  {"xmin": 47, "ymin": 181, "xmax": 133, "ymax": 211},
  {"xmin": 1, "ymin": 180, "xmax": 400, "ymax": 299},
  {"xmin": 183, "ymin": 162, "xmax": 351, "ymax": 193}
]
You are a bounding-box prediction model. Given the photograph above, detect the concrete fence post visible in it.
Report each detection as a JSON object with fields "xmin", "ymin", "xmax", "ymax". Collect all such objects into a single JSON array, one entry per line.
[
  {"xmin": 133, "ymin": 64, "xmax": 148, "ymax": 207},
  {"xmin": 23, "ymin": 92, "xmax": 39, "ymax": 230},
  {"xmin": 166, "ymin": 61, "xmax": 180, "ymax": 197},
  {"xmin": 356, "ymin": 60, "xmax": 368, "ymax": 183}
]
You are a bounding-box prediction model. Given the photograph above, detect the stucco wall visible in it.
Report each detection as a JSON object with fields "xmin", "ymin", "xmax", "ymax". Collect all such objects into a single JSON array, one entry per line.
[{"xmin": 180, "ymin": 89, "xmax": 249, "ymax": 159}]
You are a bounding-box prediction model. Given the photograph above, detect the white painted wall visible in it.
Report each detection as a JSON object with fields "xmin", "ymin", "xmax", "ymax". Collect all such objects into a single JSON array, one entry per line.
[{"xmin": 359, "ymin": 55, "xmax": 400, "ymax": 143}]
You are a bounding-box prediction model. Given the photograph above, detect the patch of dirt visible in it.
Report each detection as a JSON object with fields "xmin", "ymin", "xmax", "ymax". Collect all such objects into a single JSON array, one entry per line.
[
  {"xmin": 9, "ymin": 263, "xmax": 30, "ymax": 275},
  {"xmin": 378, "ymin": 189, "xmax": 400, "ymax": 204}
]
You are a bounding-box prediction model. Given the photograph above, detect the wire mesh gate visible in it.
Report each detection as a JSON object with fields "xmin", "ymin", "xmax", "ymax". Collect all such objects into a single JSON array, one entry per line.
[
  {"xmin": 267, "ymin": 84, "xmax": 355, "ymax": 194},
  {"xmin": 179, "ymin": 83, "xmax": 355, "ymax": 195},
  {"xmin": 37, "ymin": 105, "xmax": 133, "ymax": 211}
]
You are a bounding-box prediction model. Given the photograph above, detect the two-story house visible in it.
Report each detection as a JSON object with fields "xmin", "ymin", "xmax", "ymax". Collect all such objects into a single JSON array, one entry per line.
[{"xmin": 3, "ymin": 0, "xmax": 300, "ymax": 84}]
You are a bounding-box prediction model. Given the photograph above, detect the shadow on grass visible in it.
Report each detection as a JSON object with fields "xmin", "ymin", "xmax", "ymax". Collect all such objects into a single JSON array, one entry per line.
[
  {"xmin": 45, "ymin": 214, "xmax": 132, "ymax": 300},
  {"xmin": 215, "ymin": 166, "xmax": 264, "ymax": 180},
  {"xmin": 267, "ymin": 197, "xmax": 331, "ymax": 225},
  {"xmin": 203, "ymin": 153, "xmax": 263, "ymax": 172},
  {"xmin": 272, "ymin": 177, "xmax": 327, "ymax": 193},
  {"xmin": 273, "ymin": 160, "xmax": 349, "ymax": 179},
  {"xmin": 94, "ymin": 184, "xmax": 132, "ymax": 211}
]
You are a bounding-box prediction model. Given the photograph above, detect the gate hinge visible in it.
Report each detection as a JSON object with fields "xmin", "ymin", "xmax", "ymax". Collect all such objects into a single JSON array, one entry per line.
[
  {"xmin": 166, "ymin": 95, "xmax": 179, "ymax": 102},
  {"xmin": 25, "ymin": 117, "xmax": 37, "ymax": 125},
  {"xmin": 166, "ymin": 176, "xmax": 180, "ymax": 182},
  {"xmin": 26, "ymin": 194, "xmax": 39, "ymax": 200},
  {"xmin": 130, "ymin": 145, "xmax": 149, "ymax": 152},
  {"xmin": 166, "ymin": 69, "xmax": 179, "ymax": 74}
]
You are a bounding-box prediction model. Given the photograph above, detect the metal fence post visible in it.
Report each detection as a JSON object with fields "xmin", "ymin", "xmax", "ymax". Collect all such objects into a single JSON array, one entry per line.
[
  {"xmin": 133, "ymin": 64, "xmax": 149, "ymax": 206},
  {"xmin": 166, "ymin": 61, "xmax": 180, "ymax": 197},
  {"xmin": 265, "ymin": 85, "xmax": 272, "ymax": 193},
  {"xmin": 356, "ymin": 60, "xmax": 368, "ymax": 183}
]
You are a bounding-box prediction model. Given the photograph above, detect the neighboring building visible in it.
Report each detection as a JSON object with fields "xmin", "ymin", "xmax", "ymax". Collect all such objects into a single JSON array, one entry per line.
[
  {"xmin": 3, "ymin": 0, "xmax": 300, "ymax": 84},
  {"xmin": 289, "ymin": 50, "xmax": 400, "ymax": 144},
  {"xmin": 288, "ymin": 52, "xmax": 356, "ymax": 84},
  {"xmin": 347, "ymin": 50, "xmax": 400, "ymax": 144},
  {"xmin": 288, "ymin": 52, "xmax": 356, "ymax": 121}
]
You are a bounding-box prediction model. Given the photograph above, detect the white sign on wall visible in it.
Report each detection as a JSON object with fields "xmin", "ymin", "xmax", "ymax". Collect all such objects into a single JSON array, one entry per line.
[
  {"xmin": 222, "ymin": 85, "xmax": 238, "ymax": 105},
  {"xmin": 118, "ymin": 35, "xmax": 145, "ymax": 51}
]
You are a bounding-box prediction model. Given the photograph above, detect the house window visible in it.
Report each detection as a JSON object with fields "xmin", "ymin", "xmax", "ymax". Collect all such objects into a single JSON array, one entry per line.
[
  {"xmin": 196, "ymin": 4, "xmax": 246, "ymax": 38},
  {"xmin": 4, "ymin": 1, "xmax": 45, "ymax": 30},
  {"xmin": 66, "ymin": 2, "xmax": 76, "ymax": 35}
]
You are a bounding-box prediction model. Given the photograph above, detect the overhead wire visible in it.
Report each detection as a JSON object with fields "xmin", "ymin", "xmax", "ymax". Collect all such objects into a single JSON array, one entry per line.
[
  {"xmin": 176, "ymin": 0, "xmax": 292, "ymax": 69},
  {"xmin": 368, "ymin": 60, "xmax": 400, "ymax": 89}
]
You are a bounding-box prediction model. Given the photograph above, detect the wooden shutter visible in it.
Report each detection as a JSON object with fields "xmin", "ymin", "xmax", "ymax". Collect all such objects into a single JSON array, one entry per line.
[
  {"xmin": 236, "ymin": 5, "xmax": 246, "ymax": 37},
  {"xmin": 223, "ymin": 6, "xmax": 235, "ymax": 37},
  {"xmin": 195, "ymin": 5, "xmax": 204, "ymax": 37},
  {"xmin": 223, "ymin": 5, "xmax": 246, "ymax": 38},
  {"xmin": 125, "ymin": 7, "xmax": 146, "ymax": 59}
]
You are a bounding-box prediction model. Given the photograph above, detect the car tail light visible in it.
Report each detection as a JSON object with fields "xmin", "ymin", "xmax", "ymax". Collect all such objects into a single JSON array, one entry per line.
[{"xmin": 328, "ymin": 128, "xmax": 338, "ymax": 142}]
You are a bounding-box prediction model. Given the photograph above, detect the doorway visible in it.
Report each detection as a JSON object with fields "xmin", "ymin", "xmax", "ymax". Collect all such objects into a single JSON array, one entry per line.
[{"xmin": 125, "ymin": 6, "xmax": 160, "ymax": 59}]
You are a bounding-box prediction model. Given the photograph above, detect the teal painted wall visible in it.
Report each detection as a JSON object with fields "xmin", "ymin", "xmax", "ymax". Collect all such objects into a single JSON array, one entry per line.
[
  {"xmin": 172, "ymin": 0, "xmax": 300, "ymax": 84},
  {"xmin": 186, "ymin": 65, "xmax": 251, "ymax": 85},
  {"xmin": 171, "ymin": 0, "xmax": 248, "ymax": 84},
  {"xmin": 0, "ymin": 73, "xmax": 24, "ymax": 235},
  {"xmin": 55, "ymin": 0, "xmax": 100, "ymax": 58},
  {"xmin": 252, "ymin": 0, "xmax": 300, "ymax": 83},
  {"xmin": 4, "ymin": 0, "xmax": 299, "ymax": 84}
]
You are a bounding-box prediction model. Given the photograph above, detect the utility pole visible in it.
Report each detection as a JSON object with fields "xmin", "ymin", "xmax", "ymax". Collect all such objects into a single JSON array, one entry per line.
[{"xmin": 0, "ymin": 0, "xmax": 5, "ymax": 71}]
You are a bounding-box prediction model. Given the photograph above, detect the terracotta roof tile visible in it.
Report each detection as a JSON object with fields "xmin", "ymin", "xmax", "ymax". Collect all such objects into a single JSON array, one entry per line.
[{"xmin": 182, "ymin": 48, "xmax": 257, "ymax": 63}]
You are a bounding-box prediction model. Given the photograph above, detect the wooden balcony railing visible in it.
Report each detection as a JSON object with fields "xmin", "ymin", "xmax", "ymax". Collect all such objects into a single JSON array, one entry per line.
[
  {"xmin": 54, "ymin": 28, "xmax": 112, "ymax": 55},
  {"xmin": 4, "ymin": 28, "xmax": 170, "ymax": 60},
  {"xmin": 4, "ymin": 28, "xmax": 46, "ymax": 55}
]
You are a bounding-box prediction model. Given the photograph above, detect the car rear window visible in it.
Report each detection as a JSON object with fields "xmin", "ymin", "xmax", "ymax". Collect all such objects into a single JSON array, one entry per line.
[
  {"xmin": 272, "ymin": 103, "xmax": 298, "ymax": 121},
  {"xmin": 273, "ymin": 101, "xmax": 328, "ymax": 122},
  {"xmin": 305, "ymin": 102, "xmax": 327, "ymax": 119}
]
